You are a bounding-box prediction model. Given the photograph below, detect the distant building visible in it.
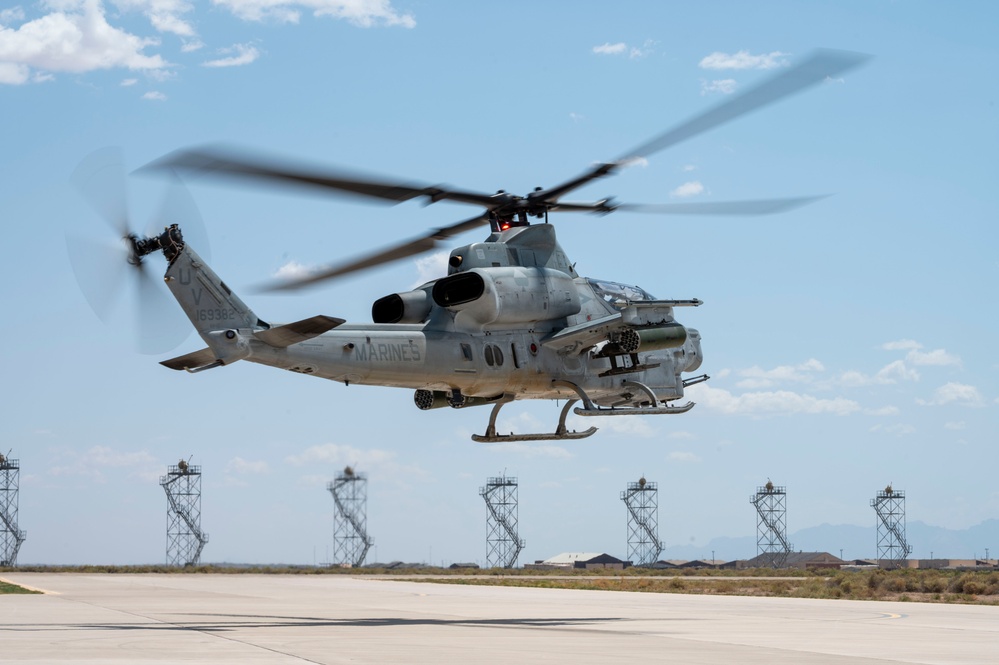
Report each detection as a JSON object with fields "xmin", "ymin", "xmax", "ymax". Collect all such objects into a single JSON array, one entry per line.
[
  {"xmin": 527, "ymin": 553, "xmax": 632, "ymax": 570},
  {"xmin": 741, "ymin": 552, "xmax": 844, "ymax": 570},
  {"xmin": 677, "ymin": 559, "xmax": 718, "ymax": 569}
]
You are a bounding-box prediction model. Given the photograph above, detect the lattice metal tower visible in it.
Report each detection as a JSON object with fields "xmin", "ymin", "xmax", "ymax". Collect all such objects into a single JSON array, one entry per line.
[
  {"xmin": 621, "ymin": 477, "xmax": 662, "ymax": 566},
  {"xmin": 0, "ymin": 452, "xmax": 27, "ymax": 567},
  {"xmin": 480, "ymin": 475, "xmax": 525, "ymax": 568},
  {"xmin": 327, "ymin": 467, "xmax": 373, "ymax": 567},
  {"xmin": 159, "ymin": 459, "xmax": 208, "ymax": 567},
  {"xmin": 751, "ymin": 480, "xmax": 792, "ymax": 568},
  {"xmin": 871, "ymin": 484, "xmax": 912, "ymax": 569}
]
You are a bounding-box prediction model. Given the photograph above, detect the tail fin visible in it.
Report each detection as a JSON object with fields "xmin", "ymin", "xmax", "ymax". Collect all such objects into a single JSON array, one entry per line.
[{"xmin": 164, "ymin": 244, "xmax": 261, "ymax": 335}]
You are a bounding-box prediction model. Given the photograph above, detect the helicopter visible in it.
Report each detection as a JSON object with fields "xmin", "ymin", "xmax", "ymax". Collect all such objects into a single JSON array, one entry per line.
[{"xmin": 71, "ymin": 49, "xmax": 868, "ymax": 443}]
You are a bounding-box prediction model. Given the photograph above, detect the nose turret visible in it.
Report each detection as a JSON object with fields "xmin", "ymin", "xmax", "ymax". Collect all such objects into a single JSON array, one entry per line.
[{"xmin": 682, "ymin": 327, "xmax": 703, "ymax": 372}]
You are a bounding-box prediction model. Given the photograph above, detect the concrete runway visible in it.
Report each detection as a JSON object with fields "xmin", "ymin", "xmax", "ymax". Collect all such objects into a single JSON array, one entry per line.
[{"xmin": 1, "ymin": 573, "xmax": 996, "ymax": 664}]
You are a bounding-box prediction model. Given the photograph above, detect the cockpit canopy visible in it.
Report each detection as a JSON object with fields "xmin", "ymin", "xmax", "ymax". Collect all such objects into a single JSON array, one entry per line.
[{"xmin": 587, "ymin": 278, "xmax": 656, "ymax": 309}]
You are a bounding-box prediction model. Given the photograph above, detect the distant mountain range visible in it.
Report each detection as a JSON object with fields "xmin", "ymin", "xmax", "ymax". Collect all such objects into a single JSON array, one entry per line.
[{"xmin": 661, "ymin": 519, "xmax": 999, "ymax": 562}]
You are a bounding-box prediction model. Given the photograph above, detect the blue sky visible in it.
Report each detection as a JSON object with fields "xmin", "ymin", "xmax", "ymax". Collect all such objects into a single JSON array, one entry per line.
[{"xmin": 1, "ymin": 1, "xmax": 997, "ymax": 566}]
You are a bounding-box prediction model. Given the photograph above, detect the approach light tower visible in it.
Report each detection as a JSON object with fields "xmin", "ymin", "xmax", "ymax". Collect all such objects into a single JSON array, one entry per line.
[
  {"xmin": 480, "ymin": 475, "xmax": 525, "ymax": 568},
  {"xmin": 751, "ymin": 480, "xmax": 792, "ymax": 568},
  {"xmin": 160, "ymin": 458, "xmax": 209, "ymax": 567},
  {"xmin": 327, "ymin": 467, "xmax": 373, "ymax": 567},
  {"xmin": 621, "ymin": 477, "xmax": 663, "ymax": 566},
  {"xmin": 871, "ymin": 484, "xmax": 912, "ymax": 569},
  {"xmin": 0, "ymin": 451, "xmax": 27, "ymax": 567}
]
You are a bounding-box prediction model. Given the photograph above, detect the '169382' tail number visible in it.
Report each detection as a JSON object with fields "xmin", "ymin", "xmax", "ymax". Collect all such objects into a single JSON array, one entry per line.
[{"xmin": 196, "ymin": 307, "xmax": 236, "ymax": 322}]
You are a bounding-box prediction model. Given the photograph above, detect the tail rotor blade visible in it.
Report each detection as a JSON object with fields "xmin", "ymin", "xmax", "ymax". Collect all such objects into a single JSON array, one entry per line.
[
  {"xmin": 65, "ymin": 235, "xmax": 129, "ymax": 322},
  {"xmin": 71, "ymin": 147, "xmax": 132, "ymax": 238},
  {"xmin": 133, "ymin": 262, "xmax": 190, "ymax": 355},
  {"xmin": 152, "ymin": 174, "xmax": 211, "ymax": 261}
]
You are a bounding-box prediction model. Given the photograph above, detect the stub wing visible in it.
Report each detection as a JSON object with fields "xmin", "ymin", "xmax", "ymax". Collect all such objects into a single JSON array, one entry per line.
[
  {"xmin": 542, "ymin": 313, "xmax": 624, "ymax": 355},
  {"xmin": 542, "ymin": 299, "xmax": 701, "ymax": 355}
]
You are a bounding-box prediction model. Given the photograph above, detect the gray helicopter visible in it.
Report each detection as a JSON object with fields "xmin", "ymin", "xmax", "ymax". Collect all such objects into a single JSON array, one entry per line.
[{"xmin": 72, "ymin": 50, "xmax": 867, "ymax": 443}]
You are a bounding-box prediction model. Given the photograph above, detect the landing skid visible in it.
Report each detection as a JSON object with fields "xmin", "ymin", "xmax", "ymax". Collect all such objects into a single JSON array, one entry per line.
[
  {"xmin": 556, "ymin": 379, "xmax": 697, "ymax": 417},
  {"xmin": 471, "ymin": 396, "xmax": 598, "ymax": 443}
]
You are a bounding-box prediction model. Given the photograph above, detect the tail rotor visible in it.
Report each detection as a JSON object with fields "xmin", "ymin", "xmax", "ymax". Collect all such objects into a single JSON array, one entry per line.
[{"xmin": 67, "ymin": 147, "xmax": 210, "ymax": 354}]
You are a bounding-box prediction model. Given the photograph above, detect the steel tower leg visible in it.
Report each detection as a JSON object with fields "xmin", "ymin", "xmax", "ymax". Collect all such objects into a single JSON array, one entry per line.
[
  {"xmin": 160, "ymin": 462, "xmax": 209, "ymax": 566},
  {"xmin": 621, "ymin": 478, "xmax": 662, "ymax": 566},
  {"xmin": 0, "ymin": 454, "xmax": 27, "ymax": 567},
  {"xmin": 328, "ymin": 468, "xmax": 373, "ymax": 567},
  {"xmin": 480, "ymin": 476, "xmax": 525, "ymax": 568},
  {"xmin": 751, "ymin": 481, "xmax": 792, "ymax": 568},
  {"xmin": 871, "ymin": 485, "xmax": 911, "ymax": 569}
]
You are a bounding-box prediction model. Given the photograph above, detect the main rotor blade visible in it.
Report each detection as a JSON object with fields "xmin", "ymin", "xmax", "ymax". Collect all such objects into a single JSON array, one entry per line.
[
  {"xmin": 144, "ymin": 147, "xmax": 500, "ymax": 209},
  {"xmin": 618, "ymin": 49, "xmax": 871, "ymax": 162},
  {"xmin": 259, "ymin": 212, "xmax": 491, "ymax": 291},
  {"xmin": 613, "ymin": 195, "xmax": 829, "ymax": 216},
  {"xmin": 532, "ymin": 49, "xmax": 870, "ymax": 205}
]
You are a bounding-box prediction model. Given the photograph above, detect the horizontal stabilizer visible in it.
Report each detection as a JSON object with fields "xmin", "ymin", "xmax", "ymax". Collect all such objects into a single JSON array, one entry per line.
[
  {"xmin": 253, "ymin": 315, "xmax": 345, "ymax": 348},
  {"xmin": 161, "ymin": 347, "xmax": 217, "ymax": 371}
]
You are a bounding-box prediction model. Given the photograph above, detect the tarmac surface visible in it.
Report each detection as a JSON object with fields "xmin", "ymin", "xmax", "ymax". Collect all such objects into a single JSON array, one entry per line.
[{"xmin": 1, "ymin": 573, "xmax": 997, "ymax": 664}]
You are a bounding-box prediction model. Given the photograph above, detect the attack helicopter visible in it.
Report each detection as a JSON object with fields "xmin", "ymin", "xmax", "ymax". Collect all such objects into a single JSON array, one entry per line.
[{"xmin": 71, "ymin": 49, "xmax": 867, "ymax": 442}]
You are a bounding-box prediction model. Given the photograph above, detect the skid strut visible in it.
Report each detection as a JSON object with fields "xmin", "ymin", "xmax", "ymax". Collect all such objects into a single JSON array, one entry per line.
[
  {"xmin": 558, "ymin": 379, "xmax": 697, "ymax": 417},
  {"xmin": 471, "ymin": 394, "xmax": 597, "ymax": 443}
]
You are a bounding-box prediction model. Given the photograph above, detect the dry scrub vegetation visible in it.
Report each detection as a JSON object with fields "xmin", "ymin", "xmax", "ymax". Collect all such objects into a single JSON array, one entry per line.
[
  {"xmin": 415, "ymin": 568, "xmax": 999, "ymax": 605},
  {"xmin": 2, "ymin": 565, "xmax": 997, "ymax": 604}
]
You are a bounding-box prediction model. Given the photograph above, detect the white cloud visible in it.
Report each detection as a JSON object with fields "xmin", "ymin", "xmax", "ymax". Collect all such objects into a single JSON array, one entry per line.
[
  {"xmin": 202, "ymin": 43, "xmax": 259, "ymax": 67},
  {"xmin": 212, "ymin": 0, "xmax": 416, "ymax": 28},
  {"xmin": 883, "ymin": 339, "xmax": 961, "ymax": 367},
  {"xmin": 670, "ymin": 181, "xmax": 704, "ymax": 198},
  {"xmin": 839, "ymin": 359, "xmax": 919, "ymax": 387},
  {"xmin": 0, "ymin": 0, "xmax": 169, "ymax": 85},
  {"xmin": 882, "ymin": 339, "xmax": 921, "ymax": 351},
  {"xmin": 225, "ymin": 456, "xmax": 269, "ymax": 474},
  {"xmin": 681, "ymin": 164, "xmax": 696, "ymax": 172},
  {"xmin": 736, "ymin": 358, "xmax": 824, "ymax": 389},
  {"xmin": 568, "ymin": 111, "xmax": 584, "ymax": 122},
  {"xmin": 113, "ymin": 0, "xmax": 196, "ymax": 37},
  {"xmin": 689, "ymin": 383, "xmax": 860, "ymax": 417},
  {"xmin": 48, "ymin": 445, "xmax": 160, "ymax": 483},
  {"xmin": 668, "ymin": 451, "xmax": 700, "ymax": 463},
  {"xmin": 0, "ymin": 7, "xmax": 25, "ymax": 25},
  {"xmin": 285, "ymin": 442, "xmax": 429, "ymax": 489},
  {"xmin": 592, "ymin": 42, "xmax": 626, "ymax": 56},
  {"xmin": 273, "ymin": 259, "xmax": 316, "ymax": 280},
  {"xmin": 142, "ymin": 89, "xmax": 166, "ymax": 100},
  {"xmin": 944, "ymin": 421, "xmax": 966, "ymax": 430},
  {"xmin": 180, "ymin": 38, "xmax": 203, "ymax": 52},
  {"xmin": 865, "ymin": 406, "xmax": 900, "ymax": 417},
  {"xmin": 701, "ymin": 78, "xmax": 736, "ymax": 95},
  {"xmin": 699, "ymin": 50, "xmax": 789, "ymax": 70},
  {"xmin": 120, "ymin": 77, "xmax": 137, "ymax": 85},
  {"xmin": 412, "ymin": 250, "xmax": 448, "ymax": 287},
  {"xmin": 917, "ymin": 382, "xmax": 983, "ymax": 407},
  {"xmin": 907, "ymin": 348, "xmax": 961, "ymax": 367},
  {"xmin": 629, "ymin": 39, "xmax": 656, "ymax": 59}
]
